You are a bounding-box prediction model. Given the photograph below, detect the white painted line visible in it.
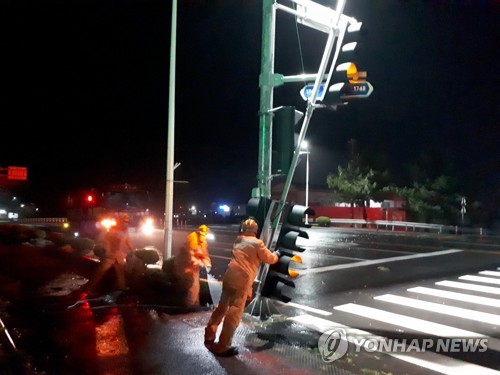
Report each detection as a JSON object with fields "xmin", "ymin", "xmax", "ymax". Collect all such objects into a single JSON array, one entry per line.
[
  {"xmin": 459, "ymin": 275, "xmax": 500, "ymax": 285},
  {"xmin": 290, "ymin": 314, "xmax": 500, "ymax": 375},
  {"xmin": 392, "ymin": 352, "xmax": 500, "ymax": 375},
  {"xmin": 436, "ymin": 281, "xmax": 500, "ymax": 295},
  {"xmin": 374, "ymin": 294, "xmax": 500, "ymax": 325},
  {"xmin": 333, "ymin": 303, "xmax": 500, "ymax": 351},
  {"xmin": 301, "ymin": 249, "xmax": 462, "ymax": 275},
  {"xmin": 275, "ymin": 301, "xmax": 332, "ymax": 316},
  {"xmin": 324, "ymin": 254, "xmax": 366, "ymax": 261},
  {"xmin": 408, "ymin": 286, "xmax": 500, "ymax": 308},
  {"xmin": 479, "ymin": 271, "xmax": 500, "ymax": 277}
]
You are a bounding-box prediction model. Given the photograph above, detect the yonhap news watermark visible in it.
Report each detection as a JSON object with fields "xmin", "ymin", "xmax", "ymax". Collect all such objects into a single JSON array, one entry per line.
[{"xmin": 318, "ymin": 328, "xmax": 488, "ymax": 363}]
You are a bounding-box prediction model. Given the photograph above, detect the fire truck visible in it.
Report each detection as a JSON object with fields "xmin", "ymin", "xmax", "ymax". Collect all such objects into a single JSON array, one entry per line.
[{"xmin": 65, "ymin": 183, "xmax": 157, "ymax": 239}]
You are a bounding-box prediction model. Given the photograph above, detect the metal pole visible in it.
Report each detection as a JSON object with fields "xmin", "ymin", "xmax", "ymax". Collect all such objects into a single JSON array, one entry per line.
[
  {"xmin": 257, "ymin": 0, "xmax": 276, "ymax": 199},
  {"xmin": 305, "ymin": 149, "xmax": 309, "ymax": 224},
  {"xmin": 164, "ymin": 0, "xmax": 177, "ymax": 260},
  {"xmin": 301, "ymin": 141, "xmax": 310, "ymax": 224}
]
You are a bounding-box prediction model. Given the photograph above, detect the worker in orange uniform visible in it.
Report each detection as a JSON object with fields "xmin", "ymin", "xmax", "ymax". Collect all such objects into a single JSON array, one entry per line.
[
  {"xmin": 174, "ymin": 224, "xmax": 212, "ymax": 306},
  {"xmin": 86, "ymin": 214, "xmax": 134, "ymax": 295},
  {"xmin": 204, "ymin": 218, "xmax": 278, "ymax": 356}
]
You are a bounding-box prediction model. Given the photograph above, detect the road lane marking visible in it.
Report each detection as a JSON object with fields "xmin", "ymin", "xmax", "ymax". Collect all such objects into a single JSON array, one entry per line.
[
  {"xmin": 333, "ymin": 303, "xmax": 500, "ymax": 351},
  {"xmin": 301, "ymin": 249, "xmax": 462, "ymax": 275},
  {"xmin": 459, "ymin": 275, "xmax": 500, "ymax": 285},
  {"xmin": 479, "ymin": 271, "xmax": 500, "ymax": 277},
  {"xmin": 374, "ymin": 294, "xmax": 500, "ymax": 325},
  {"xmin": 323, "ymin": 254, "xmax": 366, "ymax": 261},
  {"xmin": 408, "ymin": 286, "xmax": 500, "ymax": 308},
  {"xmin": 435, "ymin": 280, "xmax": 500, "ymax": 295},
  {"xmin": 290, "ymin": 314, "xmax": 500, "ymax": 375},
  {"xmin": 275, "ymin": 301, "xmax": 332, "ymax": 316}
]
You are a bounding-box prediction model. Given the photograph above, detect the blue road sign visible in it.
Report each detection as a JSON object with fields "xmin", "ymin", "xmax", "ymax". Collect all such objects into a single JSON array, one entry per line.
[
  {"xmin": 340, "ymin": 81, "xmax": 374, "ymax": 99},
  {"xmin": 300, "ymin": 84, "xmax": 326, "ymax": 101}
]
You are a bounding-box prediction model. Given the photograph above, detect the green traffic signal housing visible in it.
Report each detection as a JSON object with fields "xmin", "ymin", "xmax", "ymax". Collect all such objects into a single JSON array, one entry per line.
[
  {"xmin": 246, "ymin": 197, "xmax": 271, "ymax": 237},
  {"xmin": 260, "ymin": 203, "xmax": 315, "ymax": 303},
  {"xmin": 271, "ymin": 106, "xmax": 304, "ymax": 175}
]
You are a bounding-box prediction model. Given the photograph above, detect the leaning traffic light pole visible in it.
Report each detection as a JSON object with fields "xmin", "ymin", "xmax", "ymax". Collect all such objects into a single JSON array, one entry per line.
[
  {"xmin": 257, "ymin": 0, "xmax": 360, "ymax": 203},
  {"xmin": 250, "ymin": 0, "xmax": 371, "ymax": 320},
  {"xmin": 255, "ymin": 0, "xmax": 371, "ymax": 243}
]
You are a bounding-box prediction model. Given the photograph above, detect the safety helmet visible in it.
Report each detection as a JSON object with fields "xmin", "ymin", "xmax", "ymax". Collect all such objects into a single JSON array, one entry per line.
[
  {"xmin": 197, "ymin": 224, "xmax": 210, "ymax": 234},
  {"xmin": 241, "ymin": 218, "xmax": 258, "ymax": 233}
]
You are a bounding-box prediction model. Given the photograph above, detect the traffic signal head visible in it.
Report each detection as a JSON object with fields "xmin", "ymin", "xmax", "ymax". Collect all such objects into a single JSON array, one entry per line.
[
  {"xmin": 246, "ymin": 197, "xmax": 271, "ymax": 237},
  {"xmin": 320, "ymin": 20, "xmax": 373, "ymax": 109},
  {"xmin": 277, "ymin": 203, "xmax": 315, "ymax": 252},
  {"xmin": 260, "ymin": 203, "xmax": 315, "ymax": 303},
  {"xmin": 271, "ymin": 106, "xmax": 304, "ymax": 175},
  {"xmin": 85, "ymin": 193, "xmax": 95, "ymax": 205},
  {"xmin": 261, "ymin": 265, "xmax": 298, "ymax": 303}
]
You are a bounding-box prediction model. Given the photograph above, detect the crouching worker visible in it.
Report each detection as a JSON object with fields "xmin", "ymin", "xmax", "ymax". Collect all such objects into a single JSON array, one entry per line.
[
  {"xmin": 173, "ymin": 224, "xmax": 212, "ymax": 306},
  {"xmin": 204, "ymin": 218, "xmax": 278, "ymax": 356}
]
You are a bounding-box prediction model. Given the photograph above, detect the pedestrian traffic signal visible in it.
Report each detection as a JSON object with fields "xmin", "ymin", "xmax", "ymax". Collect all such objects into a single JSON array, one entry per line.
[
  {"xmin": 271, "ymin": 106, "xmax": 304, "ymax": 175},
  {"xmin": 260, "ymin": 203, "xmax": 315, "ymax": 303},
  {"xmin": 246, "ymin": 197, "xmax": 271, "ymax": 237},
  {"xmin": 321, "ymin": 20, "xmax": 372, "ymax": 108}
]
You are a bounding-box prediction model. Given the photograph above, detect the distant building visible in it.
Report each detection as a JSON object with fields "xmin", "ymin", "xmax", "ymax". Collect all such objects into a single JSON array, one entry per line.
[
  {"xmin": 271, "ymin": 182, "xmax": 407, "ymax": 221},
  {"xmin": 271, "ymin": 182, "xmax": 338, "ymax": 206}
]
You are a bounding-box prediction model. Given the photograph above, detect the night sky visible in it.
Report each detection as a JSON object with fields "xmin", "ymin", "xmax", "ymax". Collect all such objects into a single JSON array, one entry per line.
[{"xmin": 0, "ymin": 0, "xmax": 498, "ymax": 217}]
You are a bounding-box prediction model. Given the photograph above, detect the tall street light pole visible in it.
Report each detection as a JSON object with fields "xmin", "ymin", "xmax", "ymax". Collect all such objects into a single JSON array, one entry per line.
[
  {"xmin": 164, "ymin": 0, "xmax": 177, "ymax": 260},
  {"xmin": 300, "ymin": 141, "xmax": 310, "ymax": 224}
]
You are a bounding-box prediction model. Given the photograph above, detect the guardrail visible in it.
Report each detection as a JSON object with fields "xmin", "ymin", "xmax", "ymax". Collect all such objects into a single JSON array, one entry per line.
[
  {"xmin": 15, "ymin": 217, "xmax": 69, "ymax": 224},
  {"xmin": 325, "ymin": 218, "xmax": 492, "ymax": 236}
]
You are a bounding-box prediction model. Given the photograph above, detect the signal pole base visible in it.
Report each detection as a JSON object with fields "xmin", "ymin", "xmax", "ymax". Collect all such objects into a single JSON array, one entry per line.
[{"xmin": 244, "ymin": 295, "xmax": 282, "ymax": 321}]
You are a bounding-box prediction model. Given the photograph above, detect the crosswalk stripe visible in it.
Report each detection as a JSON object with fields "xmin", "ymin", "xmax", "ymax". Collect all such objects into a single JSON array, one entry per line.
[
  {"xmin": 479, "ymin": 271, "xmax": 500, "ymax": 277},
  {"xmin": 408, "ymin": 286, "xmax": 500, "ymax": 308},
  {"xmin": 275, "ymin": 301, "xmax": 332, "ymax": 316},
  {"xmin": 374, "ymin": 294, "xmax": 500, "ymax": 325},
  {"xmin": 459, "ymin": 275, "xmax": 500, "ymax": 285},
  {"xmin": 291, "ymin": 314, "xmax": 500, "ymax": 375},
  {"xmin": 333, "ymin": 303, "xmax": 500, "ymax": 351},
  {"xmin": 435, "ymin": 280, "xmax": 500, "ymax": 295}
]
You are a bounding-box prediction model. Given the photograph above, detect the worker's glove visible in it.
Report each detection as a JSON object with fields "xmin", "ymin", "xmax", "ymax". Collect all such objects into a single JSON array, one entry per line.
[{"xmin": 273, "ymin": 250, "xmax": 281, "ymax": 257}]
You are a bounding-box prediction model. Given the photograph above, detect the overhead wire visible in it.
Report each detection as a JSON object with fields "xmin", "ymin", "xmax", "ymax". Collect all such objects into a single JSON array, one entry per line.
[{"xmin": 293, "ymin": 2, "xmax": 306, "ymax": 75}]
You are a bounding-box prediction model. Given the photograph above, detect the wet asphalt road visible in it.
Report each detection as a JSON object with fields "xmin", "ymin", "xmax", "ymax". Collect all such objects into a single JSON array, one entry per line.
[{"xmin": 1, "ymin": 226, "xmax": 500, "ymax": 374}]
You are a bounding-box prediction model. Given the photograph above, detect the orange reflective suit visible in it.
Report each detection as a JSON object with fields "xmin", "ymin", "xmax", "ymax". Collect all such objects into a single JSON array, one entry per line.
[
  {"xmin": 87, "ymin": 224, "xmax": 133, "ymax": 292},
  {"xmin": 204, "ymin": 232, "xmax": 278, "ymax": 352},
  {"xmin": 174, "ymin": 230, "xmax": 212, "ymax": 306}
]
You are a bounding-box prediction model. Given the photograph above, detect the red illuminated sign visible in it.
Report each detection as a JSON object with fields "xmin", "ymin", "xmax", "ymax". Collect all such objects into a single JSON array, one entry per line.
[{"xmin": 7, "ymin": 166, "xmax": 28, "ymax": 180}]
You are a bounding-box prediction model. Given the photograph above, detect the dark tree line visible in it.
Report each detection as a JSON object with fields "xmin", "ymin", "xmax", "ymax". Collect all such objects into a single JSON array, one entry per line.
[{"xmin": 325, "ymin": 139, "xmax": 491, "ymax": 226}]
